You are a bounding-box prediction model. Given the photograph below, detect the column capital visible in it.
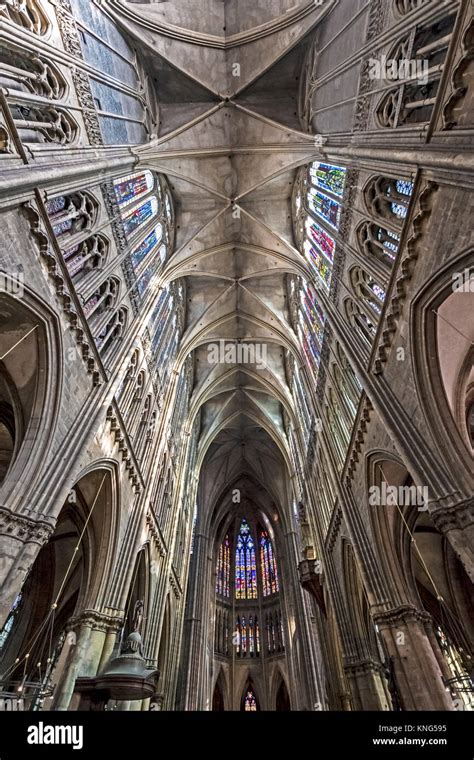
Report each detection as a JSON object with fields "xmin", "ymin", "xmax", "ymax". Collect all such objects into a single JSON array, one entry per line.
[
  {"xmin": 373, "ymin": 604, "xmax": 433, "ymax": 628},
  {"xmin": 431, "ymin": 497, "xmax": 474, "ymax": 533},
  {"xmin": 68, "ymin": 609, "xmax": 124, "ymax": 635},
  {"xmin": 0, "ymin": 506, "xmax": 54, "ymax": 546}
]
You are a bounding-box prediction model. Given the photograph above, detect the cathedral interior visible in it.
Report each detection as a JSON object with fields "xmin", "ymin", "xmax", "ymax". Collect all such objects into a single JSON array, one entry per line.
[{"xmin": 0, "ymin": 0, "xmax": 473, "ymax": 715}]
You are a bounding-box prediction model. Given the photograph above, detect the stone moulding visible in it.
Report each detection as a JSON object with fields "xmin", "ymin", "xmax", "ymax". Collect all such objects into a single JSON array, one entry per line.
[
  {"xmin": 106, "ymin": 405, "xmax": 141, "ymax": 493},
  {"xmin": 106, "ymin": 0, "xmax": 327, "ymax": 50},
  {"xmin": 0, "ymin": 506, "xmax": 54, "ymax": 545},
  {"xmin": 345, "ymin": 398, "xmax": 374, "ymax": 484},
  {"xmin": 442, "ymin": 17, "xmax": 474, "ymax": 130},
  {"xmin": 145, "ymin": 511, "xmax": 167, "ymax": 559},
  {"xmin": 23, "ymin": 199, "xmax": 102, "ymax": 386},
  {"xmin": 373, "ymin": 181, "xmax": 438, "ymax": 374}
]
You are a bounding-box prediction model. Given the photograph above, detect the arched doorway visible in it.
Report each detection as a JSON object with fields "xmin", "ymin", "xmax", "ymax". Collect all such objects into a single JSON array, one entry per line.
[
  {"xmin": 0, "ymin": 467, "xmax": 117, "ymax": 709},
  {"xmin": 276, "ymin": 678, "xmax": 290, "ymax": 710}
]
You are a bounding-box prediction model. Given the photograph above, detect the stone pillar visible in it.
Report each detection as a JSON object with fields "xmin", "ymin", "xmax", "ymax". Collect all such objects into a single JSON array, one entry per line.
[
  {"xmin": 344, "ymin": 660, "xmax": 391, "ymax": 711},
  {"xmin": 179, "ymin": 531, "xmax": 211, "ymax": 710},
  {"xmin": 374, "ymin": 607, "xmax": 454, "ymax": 711},
  {"xmin": 53, "ymin": 611, "xmax": 121, "ymax": 711},
  {"xmin": 0, "ymin": 510, "xmax": 53, "ymax": 626},
  {"xmin": 432, "ymin": 499, "xmax": 474, "ymax": 583}
]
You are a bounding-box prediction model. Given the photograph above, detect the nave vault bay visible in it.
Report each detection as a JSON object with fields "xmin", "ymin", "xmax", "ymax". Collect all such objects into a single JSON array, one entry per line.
[{"xmin": 0, "ymin": 0, "xmax": 472, "ymax": 719}]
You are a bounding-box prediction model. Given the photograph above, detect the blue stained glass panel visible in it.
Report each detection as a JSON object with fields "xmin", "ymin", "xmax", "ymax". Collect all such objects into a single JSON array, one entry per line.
[
  {"xmin": 309, "ymin": 162, "xmax": 346, "ymax": 197},
  {"xmin": 308, "ymin": 188, "xmax": 341, "ymax": 229}
]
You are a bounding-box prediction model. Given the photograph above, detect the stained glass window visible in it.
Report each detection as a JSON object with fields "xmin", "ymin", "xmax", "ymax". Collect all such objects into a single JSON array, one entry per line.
[
  {"xmin": 248, "ymin": 615, "xmax": 255, "ymax": 654},
  {"xmin": 216, "ymin": 534, "xmax": 230, "ymax": 597},
  {"xmin": 235, "ymin": 519, "xmax": 257, "ymax": 600},
  {"xmin": 241, "ymin": 615, "xmax": 247, "ymax": 653},
  {"xmin": 388, "ymin": 179, "xmax": 414, "ymax": 219},
  {"xmin": 308, "ymin": 187, "xmax": 341, "ymax": 229},
  {"xmin": 131, "ymin": 225, "xmax": 163, "ymax": 269},
  {"xmin": 122, "ymin": 197, "xmax": 158, "ymax": 239},
  {"xmin": 309, "ymin": 162, "xmax": 346, "ymax": 197},
  {"xmin": 305, "ymin": 218, "xmax": 336, "ymax": 264},
  {"xmin": 0, "ymin": 592, "xmax": 22, "ymax": 652},
  {"xmin": 304, "ymin": 239, "xmax": 332, "ymax": 288},
  {"xmin": 52, "ymin": 218, "xmax": 73, "ymax": 237},
  {"xmin": 113, "ymin": 171, "xmax": 154, "ymax": 209},
  {"xmin": 298, "ymin": 282, "xmax": 326, "ymax": 375},
  {"xmin": 165, "ymin": 193, "xmax": 172, "ymax": 219},
  {"xmin": 244, "ymin": 688, "xmax": 257, "ymax": 711},
  {"xmin": 377, "ymin": 227, "xmax": 400, "ymax": 260},
  {"xmin": 137, "ymin": 264, "xmax": 156, "ymax": 296},
  {"xmin": 46, "ymin": 196, "xmax": 67, "ymax": 215},
  {"xmin": 259, "ymin": 529, "xmax": 279, "ymax": 596}
]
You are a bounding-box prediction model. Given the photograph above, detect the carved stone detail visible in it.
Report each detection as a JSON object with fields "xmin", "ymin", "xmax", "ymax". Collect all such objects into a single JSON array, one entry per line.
[
  {"xmin": 146, "ymin": 511, "xmax": 167, "ymax": 558},
  {"xmin": 442, "ymin": 18, "xmax": 474, "ymax": 130},
  {"xmin": 374, "ymin": 181, "xmax": 437, "ymax": 373},
  {"xmin": 23, "ymin": 200, "xmax": 101, "ymax": 385},
  {"xmin": 106, "ymin": 405, "xmax": 141, "ymax": 492},
  {"xmin": 430, "ymin": 498, "xmax": 474, "ymax": 533},
  {"xmin": 0, "ymin": 506, "xmax": 53, "ymax": 545}
]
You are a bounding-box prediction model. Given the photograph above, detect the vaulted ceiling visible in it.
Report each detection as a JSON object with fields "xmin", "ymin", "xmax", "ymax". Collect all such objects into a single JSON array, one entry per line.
[{"xmin": 106, "ymin": 0, "xmax": 329, "ymax": 512}]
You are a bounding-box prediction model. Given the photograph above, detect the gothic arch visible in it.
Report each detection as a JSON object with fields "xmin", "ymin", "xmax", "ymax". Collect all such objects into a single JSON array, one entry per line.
[
  {"xmin": 0, "ymin": 286, "xmax": 61, "ymax": 508},
  {"xmin": 411, "ymin": 249, "xmax": 474, "ymax": 482},
  {"xmin": 211, "ymin": 667, "xmax": 228, "ymax": 711},
  {"xmin": 240, "ymin": 676, "xmax": 260, "ymax": 711},
  {"xmin": 365, "ymin": 451, "xmax": 474, "ymax": 708},
  {"xmin": 273, "ymin": 670, "xmax": 291, "ymax": 710},
  {"xmin": 0, "ymin": 465, "xmax": 119, "ymax": 703}
]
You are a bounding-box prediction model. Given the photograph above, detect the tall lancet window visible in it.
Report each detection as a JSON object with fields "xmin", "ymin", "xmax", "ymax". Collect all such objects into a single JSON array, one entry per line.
[
  {"xmin": 235, "ymin": 519, "xmax": 257, "ymax": 600},
  {"xmin": 216, "ymin": 534, "xmax": 230, "ymax": 597},
  {"xmin": 259, "ymin": 529, "xmax": 279, "ymax": 596}
]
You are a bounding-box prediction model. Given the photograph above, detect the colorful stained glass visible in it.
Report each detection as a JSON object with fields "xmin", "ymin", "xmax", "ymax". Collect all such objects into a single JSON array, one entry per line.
[
  {"xmin": 113, "ymin": 171, "xmax": 154, "ymax": 209},
  {"xmin": 304, "ymin": 239, "xmax": 332, "ymax": 288},
  {"xmin": 302, "ymin": 284, "xmax": 325, "ymax": 334},
  {"xmin": 131, "ymin": 225, "xmax": 163, "ymax": 269},
  {"xmin": 216, "ymin": 534, "xmax": 230, "ymax": 597},
  {"xmin": 305, "ymin": 218, "xmax": 336, "ymax": 263},
  {"xmin": 298, "ymin": 281, "xmax": 325, "ymax": 376},
  {"xmin": 308, "ymin": 188, "xmax": 341, "ymax": 229},
  {"xmin": 309, "ymin": 162, "xmax": 346, "ymax": 197},
  {"xmin": 241, "ymin": 616, "xmax": 247, "ymax": 653},
  {"xmin": 137, "ymin": 263, "xmax": 156, "ymax": 295},
  {"xmin": 0, "ymin": 592, "xmax": 22, "ymax": 652},
  {"xmin": 235, "ymin": 519, "xmax": 257, "ymax": 600},
  {"xmin": 259, "ymin": 530, "xmax": 279, "ymax": 596},
  {"xmin": 244, "ymin": 688, "xmax": 257, "ymax": 711},
  {"xmin": 248, "ymin": 615, "xmax": 255, "ymax": 654},
  {"xmin": 123, "ymin": 197, "xmax": 158, "ymax": 238}
]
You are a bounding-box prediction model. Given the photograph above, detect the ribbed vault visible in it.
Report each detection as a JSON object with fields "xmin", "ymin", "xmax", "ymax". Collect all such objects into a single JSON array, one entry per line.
[{"xmin": 106, "ymin": 0, "xmax": 328, "ymax": 517}]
